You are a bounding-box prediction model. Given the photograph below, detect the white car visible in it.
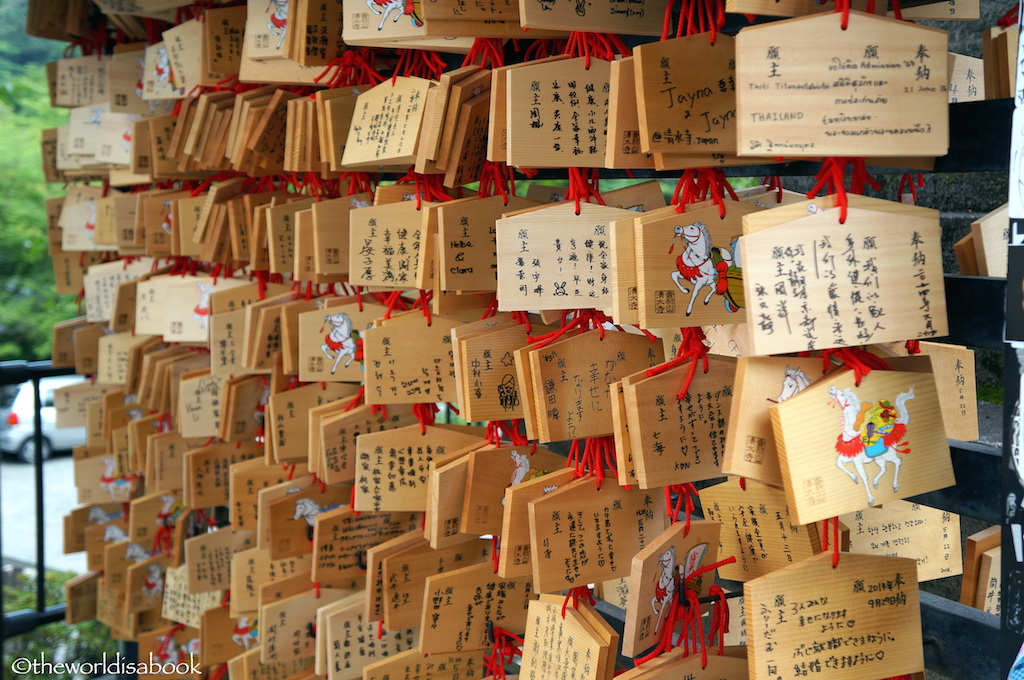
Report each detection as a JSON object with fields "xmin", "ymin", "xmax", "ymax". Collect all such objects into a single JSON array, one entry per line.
[{"xmin": 0, "ymin": 375, "xmax": 88, "ymax": 463}]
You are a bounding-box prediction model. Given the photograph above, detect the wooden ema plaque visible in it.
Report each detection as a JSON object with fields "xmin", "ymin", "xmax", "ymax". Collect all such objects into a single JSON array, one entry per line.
[
  {"xmin": 702, "ymin": 477, "xmax": 825, "ymax": 582},
  {"xmin": 460, "ymin": 445, "xmax": 566, "ymax": 536},
  {"xmin": 419, "ymin": 561, "xmax": 535, "ymax": 654},
  {"xmin": 230, "ymin": 548, "xmax": 313, "ymax": 617},
  {"xmin": 506, "ymin": 58, "xmax": 611, "ymax": 169},
  {"xmin": 340, "ymin": 77, "xmax": 431, "ymax": 167},
  {"xmin": 527, "ymin": 329, "xmax": 665, "ymax": 442},
  {"xmin": 311, "ymin": 507, "xmax": 421, "ymax": 587},
  {"xmin": 736, "ymin": 11, "xmax": 948, "ymax": 157},
  {"xmin": 362, "ymin": 310, "xmax": 478, "ymax": 405},
  {"xmin": 437, "ymin": 195, "xmax": 540, "ymax": 293},
  {"xmin": 839, "ymin": 500, "xmax": 961, "ymax": 582},
  {"xmin": 353, "ymin": 424, "xmax": 484, "ymax": 512},
  {"xmin": 518, "ymin": 596, "xmax": 615, "ymax": 680},
  {"xmin": 381, "ymin": 537, "xmax": 492, "ymax": 630},
  {"xmin": 318, "ymin": 404, "xmax": 419, "ymax": 484},
  {"xmin": 772, "ymin": 368, "xmax": 955, "ymax": 525},
  {"xmin": 498, "ymin": 467, "xmax": 576, "ymax": 579},
  {"xmin": 323, "ymin": 595, "xmax": 418, "ymax": 680},
  {"xmin": 739, "ymin": 205, "xmax": 947, "ymax": 355},
  {"xmin": 528, "ymin": 477, "xmax": 668, "ymax": 593},
  {"xmin": 621, "ymin": 520, "xmax": 722, "ymax": 657},
  {"xmin": 635, "ymin": 34, "xmax": 737, "ymax": 155},
  {"xmin": 722, "ymin": 356, "xmax": 825, "ymax": 487},
  {"xmin": 624, "ymin": 355, "xmax": 737, "ymax": 488},
  {"xmin": 495, "ymin": 202, "xmax": 639, "ymax": 312},
  {"xmin": 745, "ymin": 552, "xmax": 923, "ymax": 680},
  {"xmin": 265, "ymin": 482, "xmax": 352, "ymax": 559}
]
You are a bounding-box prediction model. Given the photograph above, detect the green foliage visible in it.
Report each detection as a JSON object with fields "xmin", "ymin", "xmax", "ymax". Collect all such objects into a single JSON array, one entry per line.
[
  {"xmin": 3, "ymin": 570, "xmax": 117, "ymax": 680},
  {"xmin": 0, "ymin": 6, "xmax": 80, "ymax": 362}
]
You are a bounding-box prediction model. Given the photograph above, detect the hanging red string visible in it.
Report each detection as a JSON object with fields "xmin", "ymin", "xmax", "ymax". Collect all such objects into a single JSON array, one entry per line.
[
  {"xmin": 671, "ymin": 168, "xmax": 737, "ymax": 216},
  {"xmin": 645, "ymin": 327, "xmax": 709, "ymax": 400},
  {"xmin": 998, "ymin": 4, "xmax": 1019, "ymax": 27},
  {"xmin": 705, "ymin": 585, "xmax": 731, "ymax": 662},
  {"xmin": 896, "ymin": 173, "xmax": 925, "ymax": 204},
  {"xmin": 392, "ymin": 49, "xmax": 447, "ymax": 82},
  {"xmin": 521, "ymin": 38, "xmax": 569, "ymax": 61},
  {"xmin": 560, "ymin": 585, "xmax": 597, "ymax": 617},
  {"xmin": 905, "ymin": 339, "xmax": 921, "ymax": 355},
  {"xmin": 412, "ymin": 403, "xmax": 439, "ymax": 434},
  {"xmin": 834, "ymin": 0, "xmax": 851, "ymax": 29},
  {"xmin": 462, "ymin": 38, "xmax": 505, "ymax": 69},
  {"xmin": 565, "ymin": 435, "xmax": 619, "ymax": 489},
  {"xmin": 632, "ymin": 555, "xmax": 737, "ymax": 666},
  {"xmin": 761, "ymin": 175, "xmax": 784, "ymax": 203},
  {"xmin": 820, "ymin": 516, "xmax": 841, "ymax": 567},
  {"xmin": 661, "ymin": 0, "xmax": 726, "ymax": 42},
  {"xmin": 314, "ymin": 48, "xmax": 385, "ymax": 88},
  {"xmin": 483, "ymin": 626, "xmax": 526, "ymax": 679},
  {"xmin": 563, "ymin": 167, "xmax": 605, "ymax": 215},
  {"xmin": 806, "ymin": 157, "xmax": 880, "ymax": 224},
  {"xmin": 820, "ymin": 346, "xmax": 891, "ymax": 386},
  {"xmin": 477, "ymin": 160, "xmax": 512, "ymax": 203},
  {"xmin": 564, "ymin": 32, "xmax": 631, "ymax": 68},
  {"xmin": 664, "ymin": 482, "xmax": 699, "ymax": 534},
  {"xmin": 342, "ymin": 171, "xmax": 377, "ymax": 200}
]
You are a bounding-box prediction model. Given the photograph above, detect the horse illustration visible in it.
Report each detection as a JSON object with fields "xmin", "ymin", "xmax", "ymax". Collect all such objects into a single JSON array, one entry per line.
[
  {"xmin": 182, "ymin": 638, "xmax": 201, "ymax": 658},
  {"xmin": 142, "ymin": 563, "xmax": 164, "ymax": 604},
  {"xmin": 154, "ymin": 634, "xmax": 179, "ymax": 664},
  {"xmin": 125, "ymin": 542, "xmax": 149, "ymax": 563},
  {"xmin": 293, "ymin": 497, "xmax": 340, "ymax": 540},
  {"xmin": 267, "ymin": 0, "xmax": 289, "ymax": 49},
  {"xmin": 193, "ymin": 283, "xmax": 213, "ymax": 330},
  {"xmin": 83, "ymin": 203, "xmax": 97, "ymax": 240},
  {"xmin": 153, "ymin": 46, "xmax": 181, "ymax": 96},
  {"xmin": 156, "ymin": 495, "xmax": 183, "ymax": 528},
  {"xmin": 99, "ymin": 458, "xmax": 136, "ymax": 500},
  {"xmin": 88, "ymin": 506, "xmax": 123, "ymax": 524},
  {"xmin": 320, "ymin": 312, "xmax": 357, "ymax": 374},
  {"xmin": 104, "ymin": 524, "xmax": 129, "ymax": 543},
  {"xmin": 161, "ymin": 200, "xmax": 173, "ymax": 236},
  {"xmin": 668, "ymin": 220, "xmax": 742, "ymax": 315},
  {"xmin": 830, "ymin": 385, "xmax": 915, "ymax": 506},
  {"xmin": 350, "ymin": 197, "xmax": 371, "ymax": 209},
  {"xmin": 233, "ymin": 616, "xmax": 259, "ymax": 649},
  {"xmin": 651, "ymin": 546, "xmax": 676, "ymax": 634},
  {"xmin": 770, "ymin": 366, "xmax": 812, "ymax": 404},
  {"xmin": 366, "ymin": 0, "xmax": 423, "ymax": 31}
]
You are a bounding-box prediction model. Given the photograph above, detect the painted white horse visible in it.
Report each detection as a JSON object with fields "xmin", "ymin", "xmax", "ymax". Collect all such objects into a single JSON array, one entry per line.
[
  {"xmin": 89, "ymin": 506, "xmax": 122, "ymax": 524},
  {"xmin": 320, "ymin": 312, "xmax": 357, "ymax": 374},
  {"xmin": 830, "ymin": 385, "xmax": 915, "ymax": 506},
  {"xmin": 293, "ymin": 497, "xmax": 339, "ymax": 526},
  {"xmin": 669, "ymin": 221, "xmax": 734, "ymax": 316},
  {"xmin": 233, "ymin": 617, "xmax": 258, "ymax": 649},
  {"xmin": 651, "ymin": 546, "xmax": 676, "ymax": 634},
  {"xmin": 775, "ymin": 366, "xmax": 811, "ymax": 403},
  {"xmin": 267, "ymin": 0, "xmax": 289, "ymax": 49},
  {"xmin": 125, "ymin": 542, "xmax": 149, "ymax": 563},
  {"xmin": 104, "ymin": 525, "xmax": 129, "ymax": 543},
  {"xmin": 99, "ymin": 457, "xmax": 134, "ymax": 500},
  {"xmin": 142, "ymin": 563, "xmax": 164, "ymax": 604},
  {"xmin": 193, "ymin": 283, "xmax": 213, "ymax": 330}
]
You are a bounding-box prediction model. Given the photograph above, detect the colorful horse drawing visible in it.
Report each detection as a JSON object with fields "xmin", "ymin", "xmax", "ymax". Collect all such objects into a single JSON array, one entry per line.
[
  {"xmin": 99, "ymin": 458, "xmax": 136, "ymax": 501},
  {"xmin": 142, "ymin": 563, "xmax": 164, "ymax": 605},
  {"xmin": 668, "ymin": 220, "xmax": 741, "ymax": 316},
  {"xmin": 830, "ymin": 385, "xmax": 915, "ymax": 506},
  {"xmin": 320, "ymin": 312, "xmax": 358, "ymax": 374}
]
